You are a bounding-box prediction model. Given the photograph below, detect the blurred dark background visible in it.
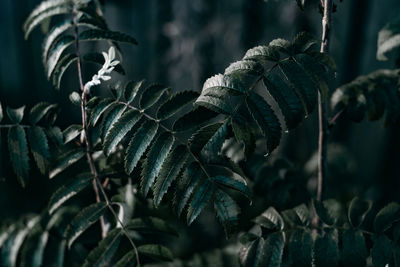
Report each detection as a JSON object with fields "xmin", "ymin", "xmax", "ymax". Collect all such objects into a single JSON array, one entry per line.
[{"xmin": 1, "ymin": 0, "xmax": 400, "ymax": 255}]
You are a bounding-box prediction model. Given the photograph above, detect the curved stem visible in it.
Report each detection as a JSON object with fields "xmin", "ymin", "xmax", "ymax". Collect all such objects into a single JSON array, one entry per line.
[
  {"xmin": 72, "ymin": 15, "xmax": 107, "ymax": 240},
  {"xmin": 72, "ymin": 14, "xmax": 140, "ymax": 265},
  {"xmin": 328, "ymin": 108, "xmax": 344, "ymax": 129},
  {"xmin": 317, "ymin": 0, "xmax": 333, "ymax": 203}
]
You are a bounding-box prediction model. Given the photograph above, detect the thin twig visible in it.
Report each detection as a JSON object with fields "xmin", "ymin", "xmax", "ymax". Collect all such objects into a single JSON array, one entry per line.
[
  {"xmin": 328, "ymin": 108, "xmax": 344, "ymax": 129},
  {"xmin": 72, "ymin": 13, "xmax": 140, "ymax": 266},
  {"xmin": 314, "ymin": 0, "xmax": 333, "ymax": 229},
  {"xmin": 72, "ymin": 15, "xmax": 107, "ymax": 240},
  {"xmin": 317, "ymin": 0, "xmax": 333, "ymax": 203}
]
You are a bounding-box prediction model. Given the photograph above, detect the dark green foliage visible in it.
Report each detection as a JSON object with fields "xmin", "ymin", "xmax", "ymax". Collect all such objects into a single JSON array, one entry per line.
[
  {"xmin": 65, "ymin": 202, "xmax": 108, "ymax": 248},
  {"xmin": 0, "ymin": 102, "xmax": 58, "ymax": 186},
  {"xmin": 3, "ymin": 1, "xmax": 399, "ymax": 266},
  {"xmin": 331, "ymin": 69, "xmax": 400, "ymax": 125},
  {"xmin": 47, "ymin": 173, "xmax": 92, "ymax": 214},
  {"xmin": 196, "ymin": 32, "xmax": 334, "ymax": 154},
  {"xmin": 236, "ymin": 198, "xmax": 400, "ymax": 266},
  {"xmin": 82, "ymin": 228, "xmax": 122, "ymax": 267}
]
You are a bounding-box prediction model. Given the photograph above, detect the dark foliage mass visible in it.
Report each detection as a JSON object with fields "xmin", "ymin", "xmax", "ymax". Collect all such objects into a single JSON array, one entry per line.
[{"xmin": 1, "ymin": 0, "xmax": 400, "ymax": 266}]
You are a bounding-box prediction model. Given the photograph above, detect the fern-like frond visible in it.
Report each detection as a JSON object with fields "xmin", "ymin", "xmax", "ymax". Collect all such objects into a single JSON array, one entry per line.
[
  {"xmin": 331, "ymin": 69, "xmax": 400, "ymax": 125},
  {"xmin": 196, "ymin": 32, "xmax": 334, "ymax": 154}
]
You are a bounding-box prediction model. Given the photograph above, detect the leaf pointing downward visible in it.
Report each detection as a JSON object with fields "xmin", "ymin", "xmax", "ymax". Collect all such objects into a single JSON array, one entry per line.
[
  {"xmin": 8, "ymin": 126, "xmax": 30, "ymax": 187},
  {"xmin": 82, "ymin": 228, "xmax": 122, "ymax": 267},
  {"xmin": 141, "ymin": 132, "xmax": 174, "ymax": 197},
  {"xmin": 103, "ymin": 109, "xmax": 141, "ymax": 156},
  {"xmin": 153, "ymin": 145, "xmax": 189, "ymax": 207},
  {"xmin": 124, "ymin": 120, "xmax": 158, "ymax": 174},
  {"xmin": 65, "ymin": 202, "xmax": 107, "ymax": 248}
]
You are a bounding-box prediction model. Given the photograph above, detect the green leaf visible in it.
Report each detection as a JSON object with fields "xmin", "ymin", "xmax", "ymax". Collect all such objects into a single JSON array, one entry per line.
[
  {"xmin": 211, "ymin": 175, "xmax": 251, "ymax": 199},
  {"xmin": 49, "ymin": 148, "xmax": 85, "ymax": 179},
  {"xmin": 157, "ymin": 91, "xmax": 199, "ymax": 120},
  {"xmin": 126, "ymin": 217, "xmax": 178, "ymax": 236},
  {"xmin": 139, "ymin": 84, "xmax": 170, "ymax": 110},
  {"xmin": 65, "ymin": 202, "xmax": 108, "ymax": 248},
  {"xmin": 224, "ymin": 60, "xmax": 264, "ymax": 77},
  {"xmin": 20, "ymin": 228, "xmax": 49, "ymax": 267},
  {"xmin": 270, "ymin": 38, "xmax": 292, "ymax": 54},
  {"xmin": 195, "ymin": 94, "xmax": 234, "ymax": 115},
  {"xmin": 313, "ymin": 199, "xmax": 336, "ymax": 226},
  {"xmin": 1, "ymin": 217, "xmax": 39, "ymax": 267},
  {"xmin": 374, "ymin": 202, "xmax": 400, "ymax": 233},
  {"xmin": 243, "ymin": 45, "xmax": 280, "ymax": 63},
  {"xmin": 174, "ymin": 162, "xmax": 203, "ymax": 216},
  {"xmin": 46, "ymin": 35, "xmax": 75, "ymax": 78},
  {"xmin": 187, "ymin": 179, "xmax": 215, "ymax": 225},
  {"xmin": 103, "ymin": 109, "xmax": 141, "ymax": 156},
  {"xmin": 214, "ymin": 189, "xmax": 240, "ymax": 237},
  {"xmin": 341, "ymin": 229, "xmax": 367, "ymax": 267},
  {"xmin": 289, "ymin": 229, "xmax": 312, "ymax": 267},
  {"xmin": 292, "ymin": 32, "xmax": 317, "ymax": 53},
  {"xmin": 48, "ymin": 173, "xmax": 92, "ymax": 214},
  {"xmin": 137, "ymin": 244, "xmax": 173, "ymax": 262},
  {"xmin": 201, "ymin": 74, "xmax": 246, "ymax": 95},
  {"xmin": 231, "ymin": 115, "xmax": 255, "ymax": 159},
  {"xmin": 63, "ymin": 124, "xmax": 82, "ymax": 144},
  {"xmin": 173, "ymin": 107, "xmax": 217, "ymax": 132},
  {"xmin": 201, "ymin": 121, "xmax": 228, "ymax": 160},
  {"xmin": 260, "ymin": 231, "xmax": 285, "ymax": 267},
  {"xmin": 263, "ymin": 73, "xmax": 304, "ymax": 130},
  {"xmin": 371, "ymin": 234, "xmax": 393, "ymax": 267},
  {"xmin": 153, "ymin": 145, "xmax": 189, "ymax": 207},
  {"xmin": 8, "ymin": 126, "xmax": 30, "ymax": 187},
  {"xmin": 279, "ymin": 59, "xmax": 318, "ymax": 114},
  {"xmin": 141, "ymin": 132, "xmax": 174, "ymax": 196},
  {"xmin": 46, "ymin": 126, "xmax": 64, "ymax": 146},
  {"xmin": 294, "ymin": 53, "xmax": 331, "ymax": 99},
  {"xmin": 27, "ymin": 126, "xmax": 50, "ymax": 174},
  {"xmin": 124, "ymin": 80, "xmax": 144, "ymax": 104},
  {"xmin": 313, "ymin": 229, "xmax": 339, "ymax": 267},
  {"xmin": 90, "ymin": 98, "xmax": 114, "ymax": 126},
  {"xmin": 253, "ymin": 207, "xmax": 284, "ymax": 230},
  {"xmin": 188, "ymin": 122, "xmax": 225, "ymax": 155},
  {"xmin": 114, "ymin": 250, "xmax": 136, "ymax": 267},
  {"xmin": 29, "ymin": 102, "xmax": 58, "ymax": 125},
  {"xmin": 52, "ymin": 53, "xmax": 78, "ymax": 89},
  {"xmin": 42, "ymin": 19, "xmax": 73, "ymax": 64},
  {"xmin": 83, "ymin": 52, "xmax": 126, "ymax": 75},
  {"xmin": 7, "ymin": 106, "xmax": 25, "ymax": 124},
  {"xmin": 239, "ymin": 237, "xmax": 264, "ymax": 267},
  {"xmin": 124, "ymin": 120, "xmax": 158, "ymax": 174},
  {"xmin": 24, "ymin": 4, "xmax": 73, "ymax": 39},
  {"xmin": 100, "ymin": 104, "xmax": 126, "ymax": 140},
  {"xmin": 348, "ymin": 197, "xmax": 372, "ymax": 228},
  {"xmin": 82, "ymin": 228, "xmax": 122, "ymax": 267},
  {"xmin": 282, "ymin": 204, "xmax": 310, "ymax": 227},
  {"xmin": 246, "ymin": 92, "xmax": 281, "ymax": 153},
  {"xmin": 79, "ymin": 29, "xmax": 138, "ymax": 45},
  {"xmin": 377, "ymin": 16, "xmax": 400, "ymax": 60}
]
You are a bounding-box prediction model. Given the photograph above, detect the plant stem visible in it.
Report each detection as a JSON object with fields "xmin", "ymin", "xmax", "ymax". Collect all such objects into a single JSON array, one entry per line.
[
  {"xmin": 73, "ymin": 15, "xmax": 107, "ymax": 239},
  {"xmin": 72, "ymin": 15, "xmax": 140, "ymax": 265},
  {"xmin": 317, "ymin": 0, "xmax": 333, "ymax": 203}
]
